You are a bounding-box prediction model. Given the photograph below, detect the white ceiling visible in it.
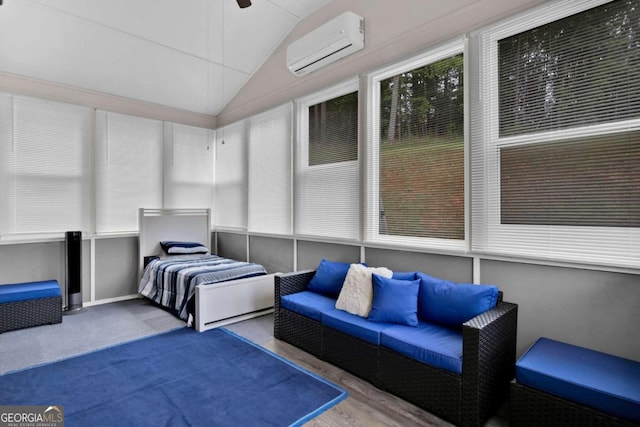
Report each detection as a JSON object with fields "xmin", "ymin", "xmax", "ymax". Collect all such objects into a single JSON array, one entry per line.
[{"xmin": 0, "ymin": 0, "xmax": 330, "ymax": 116}]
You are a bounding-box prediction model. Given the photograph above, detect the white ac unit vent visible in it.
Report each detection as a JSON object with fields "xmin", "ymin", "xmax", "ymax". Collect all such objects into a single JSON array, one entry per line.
[{"xmin": 287, "ymin": 11, "xmax": 364, "ymax": 76}]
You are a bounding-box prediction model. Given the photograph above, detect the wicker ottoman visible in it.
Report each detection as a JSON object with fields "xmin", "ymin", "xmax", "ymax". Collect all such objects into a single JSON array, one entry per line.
[
  {"xmin": 0, "ymin": 280, "xmax": 62, "ymax": 333},
  {"xmin": 511, "ymin": 337, "xmax": 640, "ymax": 427}
]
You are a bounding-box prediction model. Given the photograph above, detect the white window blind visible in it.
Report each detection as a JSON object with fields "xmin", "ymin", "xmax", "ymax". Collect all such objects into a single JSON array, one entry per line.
[
  {"xmin": 248, "ymin": 103, "xmax": 292, "ymax": 235},
  {"xmin": 365, "ymin": 39, "xmax": 466, "ymax": 251},
  {"xmin": 164, "ymin": 123, "xmax": 214, "ymax": 213},
  {"xmin": 215, "ymin": 120, "xmax": 247, "ymax": 229},
  {"xmin": 471, "ymin": 0, "xmax": 640, "ymax": 268},
  {"xmin": 95, "ymin": 111, "xmax": 163, "ymax": 233},
  {"xmin": 295, "ymin": 79, "xmax": 360, "ymax": 241},
  {"xmin": 0, "ymin": 94, "xmax": 90, "ymax": 236}
]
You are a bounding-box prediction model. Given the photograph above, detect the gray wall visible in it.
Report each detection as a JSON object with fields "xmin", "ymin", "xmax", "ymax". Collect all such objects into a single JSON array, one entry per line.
[
  {"xmin": 94, "ymin": 237, "xmax": 138, "ymax": 300},
  {"xmin": 0, "ymin": 237, "xmax": 136, "ymax": 307},
  {"xmin": 0, "ymin": 242, "xmax": 65, "ymax": 286},
  {"xmin": 248, "ymin": 236, "xmax": 294, "ymax": 274},
  {"xmin": 365, "ymin": 247, "xmax": 473, "ymax": 283},
  {"xmin": 481, "ymin": 260, "xmax": 640, "ymax": 361}
]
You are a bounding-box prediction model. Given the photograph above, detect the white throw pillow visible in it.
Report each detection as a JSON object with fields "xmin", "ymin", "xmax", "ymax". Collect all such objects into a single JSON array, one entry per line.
[{"xmin": 335, "ymin": 264, "xmax": 393, "ymax": 317}]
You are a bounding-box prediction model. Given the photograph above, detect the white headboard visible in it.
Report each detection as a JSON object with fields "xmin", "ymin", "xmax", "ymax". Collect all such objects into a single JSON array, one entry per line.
[{"xmin": 138, "ymin": 208, "xmax": 212, "ymax": 275}]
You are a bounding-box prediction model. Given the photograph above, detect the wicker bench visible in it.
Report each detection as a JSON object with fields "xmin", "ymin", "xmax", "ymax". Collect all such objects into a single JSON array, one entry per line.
[
  {"xmin": 511, "ymin": 337, "xmax": 640, "ymax": 427},
  {"xmin": 0, "ymin": 280, "xmax": 62, "ymax": 333},
  {"xmin": 274, "ymin": 270, "xmax": 518, "ymax": 427}
]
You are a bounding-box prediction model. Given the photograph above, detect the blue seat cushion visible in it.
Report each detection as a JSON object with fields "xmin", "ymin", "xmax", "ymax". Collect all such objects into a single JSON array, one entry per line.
[
  {"xmin": 321, "ymin": 308, "xmax": 393, "ymax": 345},
  {"xmin": 280, "ymin": 291, "xmax": 336, "ymax": 321},
  {"xmin": 0, "ymin": 280, "xmax": 61, "ymax": 304},
  {"xmin": 380, "ymin": 321, "xmax": 463, "ymax": 374},
  {"xmin": 516, "ymin": 337, "xmax": 640, "ymax": 422}
]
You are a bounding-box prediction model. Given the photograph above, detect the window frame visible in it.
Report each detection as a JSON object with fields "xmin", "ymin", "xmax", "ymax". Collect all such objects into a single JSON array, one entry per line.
[
  {"xmin": 365, "ymin": 37, "xmax": 468, "ymax": 252},
  {"xmin": 471, "ymin": 0, "xmax": 640, "ymax": 268},
  {"xmin": 296, "ymin": 78, "xmax": 360, "ymax": 172},
  {"xmin": 247, "ymin": 102, "xmax": 293, "ymax": 236},
  {"xmin": 95, "ymin": 110, "xmax": 164, "ymax": 234},
  {"xmin": 294, "ymin": 77, "xmax": 361, "ymax": 241},
  {"xmin": 0, "ymin": 93, "xmax": 91, "ymax": 239}
]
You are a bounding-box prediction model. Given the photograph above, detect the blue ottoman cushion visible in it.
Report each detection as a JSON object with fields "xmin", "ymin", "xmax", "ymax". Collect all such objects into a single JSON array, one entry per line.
[
  {"xmin": 0, "ymin": 280, "xmax": 61, "ymax": 304},
  {"xmin": 516, "ymin": 337, "xmax": 640, "ymax": 422}
]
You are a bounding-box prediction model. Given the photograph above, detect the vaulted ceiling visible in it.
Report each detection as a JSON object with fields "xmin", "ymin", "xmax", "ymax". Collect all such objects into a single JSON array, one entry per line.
[{"xmin": 0, "ymin": 0, "xmax": 330, "ymax": 116}]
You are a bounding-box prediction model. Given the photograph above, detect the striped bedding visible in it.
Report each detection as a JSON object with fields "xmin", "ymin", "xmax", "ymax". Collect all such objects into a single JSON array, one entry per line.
[{"xmin": 139, "ymin": 254, "xmax": 267, "ymax": 320}]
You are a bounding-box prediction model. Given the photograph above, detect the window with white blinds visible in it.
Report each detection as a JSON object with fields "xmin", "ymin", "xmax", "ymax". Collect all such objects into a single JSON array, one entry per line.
[
  {"xmin": 365, "ymin": 39, "xmax": 466, "ymax": 251},
  {"xmin": 164, "ymin": 123, "xmax": 214, "ymax": 214},
  {"xmin": 471, "ymin": 0, "xmax": 640, "ymax": 268},
  {"xmin": 248, "ymin": 103, "xmax": 292, "ymax": 235},
  {"xmin": 295, "ymin": 79, "xmax": 360, "ymax": 241},
  {"xmin": 0, "ymin": 94, "xmax": 91, "ymax": 236},
  {"xmin": 95, "ymin": 111, "xmax": 163, "ymax": 233},
  {"xmin": 215, "ymin": 120, "xmax": 247, "ymax": 229}
]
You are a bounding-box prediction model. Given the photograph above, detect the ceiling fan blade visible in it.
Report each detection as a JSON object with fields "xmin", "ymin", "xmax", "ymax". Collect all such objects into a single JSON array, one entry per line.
[{"xmin": 237, "ymin": 0, "xmax": 251, "ymax": 8}]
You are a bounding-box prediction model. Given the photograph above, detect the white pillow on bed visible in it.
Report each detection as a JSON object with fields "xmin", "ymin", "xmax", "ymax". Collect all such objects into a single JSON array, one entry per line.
[
  {"xmin": 335, "ymin": 264, "xmax": 393, "ymax": 317},
  {"xmin": 160, "ymin": 241, "xmax": 209, "ymax": 255}
]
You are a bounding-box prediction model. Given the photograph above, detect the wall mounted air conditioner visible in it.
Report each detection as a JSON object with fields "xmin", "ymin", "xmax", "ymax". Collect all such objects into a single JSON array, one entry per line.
[{"xmin": 287, "ymin": 11, "xmax": 364, "ymax": 76}]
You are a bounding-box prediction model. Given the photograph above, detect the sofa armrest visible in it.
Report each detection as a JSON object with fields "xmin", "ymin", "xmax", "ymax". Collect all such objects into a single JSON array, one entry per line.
[
  {"xmin": 275, "ymin": 270, "xmax": 315, "ymax": 298},
  {"xmin": 461, "ymin": 301, "xmax": 518, "ymax": 426},
  {"xmin": 273, "ymin": 270, "xmax": 316, "ymax": 339}
]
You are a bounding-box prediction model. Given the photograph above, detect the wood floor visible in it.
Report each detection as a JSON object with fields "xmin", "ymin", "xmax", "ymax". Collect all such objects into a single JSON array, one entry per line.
[{"xmin": 265, "ymin": 338, "xmax": 451, "ymax": 427}]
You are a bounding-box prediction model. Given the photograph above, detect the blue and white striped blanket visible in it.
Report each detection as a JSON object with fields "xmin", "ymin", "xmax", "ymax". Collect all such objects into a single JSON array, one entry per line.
[{"xmin": 139, "ymin": 254, "xmax": 267, "ymax": 320}]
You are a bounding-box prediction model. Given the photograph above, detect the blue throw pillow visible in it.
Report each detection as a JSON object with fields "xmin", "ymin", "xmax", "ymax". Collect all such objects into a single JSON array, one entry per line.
[
  {"xmin": 160, "ymin": 241, "xmax": 209, "ymax": 255},
  {"xmin": 416, "ymin": 272, "xmax": 499, "ymax": 326},
  {"xmin": 307, "ymin": 259, "xmax": 354, "ymax": 297},
  {"xmin": 368, "ymin": 274, "xmax": 420, "ymax": 326}
]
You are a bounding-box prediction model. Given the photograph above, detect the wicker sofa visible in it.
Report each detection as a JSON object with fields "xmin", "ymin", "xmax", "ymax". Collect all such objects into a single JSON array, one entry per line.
[{"xmin": 274, "ymin": 268, "xmax": 518, "ymax": 427}]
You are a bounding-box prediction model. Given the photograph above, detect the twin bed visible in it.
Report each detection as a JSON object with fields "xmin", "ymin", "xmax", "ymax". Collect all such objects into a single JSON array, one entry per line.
[{"xmin": 138, "ymin": 208, "xmax": 276, "ymax": 332}]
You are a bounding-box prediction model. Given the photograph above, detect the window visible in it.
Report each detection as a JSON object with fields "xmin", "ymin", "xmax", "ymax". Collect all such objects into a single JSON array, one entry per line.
[
  {"xmin": 295, "ymin": 79, "xmax": 360, "ymax": 240},
  {"xmin": 0, "ymin": 94, "xmax": 90, "ymax": 236},
  {"xmin": 308, "ymin": 92, "xmax": 358, "ymax": 166},
  {"xmin": 164, "ymin": 123, "xmax": 214, "ymax": 213},
  {"xmin": 95, "ymin": 111, "xmax": 163, "ymax": 233},
  {"xmin": 215, "ymin": 120, "xmax": 247, "ymax": 229},
  {"xmin": 366, "ymin": 39, "xmax": 466, "ymax": 250},
  {"xmin": 248, "ymin": 103, "xmax": 292, "ymax": 235},
  {"xmin": 471, "ymin": 0, "xmax": 640, "ymax": 267}
]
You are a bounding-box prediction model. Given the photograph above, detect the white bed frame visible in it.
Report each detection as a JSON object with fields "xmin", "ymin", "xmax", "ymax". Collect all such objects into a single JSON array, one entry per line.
[{"xmin": 138, "ymin": 208, "xmax": 275, "ymax": 332}]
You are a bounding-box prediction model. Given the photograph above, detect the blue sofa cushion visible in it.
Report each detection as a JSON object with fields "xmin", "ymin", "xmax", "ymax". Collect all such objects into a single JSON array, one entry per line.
[
  {"xmin": 307, "ymin": 259, "xmax": 360, "ymax": 298},
  {"xmin": 516, "ymin": 337, "xmax": 640, "ymax": 422},
  {"xmin": 391, "ymin": 271, "xmax": 418, "ymax": 281},
  {"xmin": 381, "ymin": 321, "xmax": 463, "ymax": 374},
  {"xmin": 368, "ymin": 274, "xmax": 420, "ymax": 326},
  {"xmin": 0, "ymin": 280, "xmax": 61, "ymax": 304},
  {"xmin": 322, "ymin": 308, "xmax": 393, "ymax": 345},
  {"xmin": 280, "ymin": 291, "xmax": 336, "ymax": 322},
  {"xmin": 416, "ymin": 272, "xmax": 499, "ymax": 327}
]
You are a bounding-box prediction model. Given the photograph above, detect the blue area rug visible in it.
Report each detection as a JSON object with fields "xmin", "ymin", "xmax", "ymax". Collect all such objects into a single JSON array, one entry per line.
[{"xmin": 0, "ymin": 327, "xmax": 347, "ymax": 426}]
